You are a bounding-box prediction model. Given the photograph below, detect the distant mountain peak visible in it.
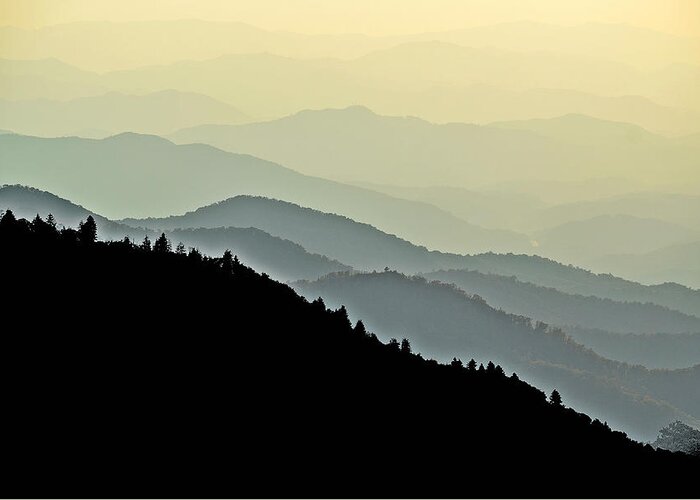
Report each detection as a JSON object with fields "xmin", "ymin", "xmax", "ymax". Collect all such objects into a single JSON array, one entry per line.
[{"xmin": 102, "ymin": 131, "xmax": 175, "ymax": 145}]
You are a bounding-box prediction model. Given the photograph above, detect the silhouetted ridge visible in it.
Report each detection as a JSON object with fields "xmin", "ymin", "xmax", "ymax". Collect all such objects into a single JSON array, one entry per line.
[
  {"xmin": 0, "ymin": 185, "xmax": 350, "ymax": 281},
  {"xmin": 119, "ymin": 192, "xmax": 700, "ymax": 318},
  {"xmin": 1, "ymin": 212, "xmax": 697, "ymax": 497},
  {"xmin": 294, "ymin": 270, "xmax": 700, "ymax": 440}
]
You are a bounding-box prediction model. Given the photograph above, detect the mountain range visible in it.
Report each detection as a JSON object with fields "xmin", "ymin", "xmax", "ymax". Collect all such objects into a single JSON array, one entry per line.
[
  {"xmin": 170, "ymin": 107, "xmax": 700, "ymax": 192},
  {"xmin": 4, "ymin": 183, "xmax": 700, "ymax": 440},
  {"xmin": 3, "ymin": 211, "xmax": 697, "ymax": 496},
  {"xmin": 294, "ymin": 271, "xmax": 700, "ymax": 441},
  {"xmin": 0, "ymin": 132, "xmax": 531, "ymax": 254},
  {"xmin": 2, "ymin": 44, "xmax": 699, "ymax": 135},
  {"xmin": 6, "ymin": 183, "xmax": 698, "ymax": 319},
  {"xmin": 0, "ymin": 90, "xmax": 249, "ymax": 138},
  {"xmin": 0, "ymin": 185, "xmax": 350, "ymax": 283}
]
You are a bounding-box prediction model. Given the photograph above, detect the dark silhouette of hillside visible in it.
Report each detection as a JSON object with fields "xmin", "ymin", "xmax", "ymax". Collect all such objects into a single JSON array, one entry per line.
[
  {"xmin": 122, "ymin": 193, "xmax": 700, "ymax": 318},
  {"xmin": 6, "ymin": 184, "xmax": 700, "ymax": 324},
  {"xmin": 0, "ymin": 185, "xmax": 350, "ymax": 281},
  {"xmin": 0, "ymin": 184, "xmax": 143, "ymax": 241},
  {"xmin": 168, "ymin": 226, "xmax": 351, "ymax": 282},
  {"xmin": 1, "ymin": 211, "xmax": 698, "ymax": 497},
  {"xmin": 423, "ymin": 269, "xmax": 700, "ymax": 336},
  {"xmin": 294, "ymin": 271, "xmax": 700, "ymax": 440}
]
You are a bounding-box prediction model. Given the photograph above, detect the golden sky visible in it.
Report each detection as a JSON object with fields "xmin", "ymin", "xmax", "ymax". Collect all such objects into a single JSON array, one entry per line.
[{"xmin": 1, "ymin": 0, "xmax": 699, "ymax": 37}]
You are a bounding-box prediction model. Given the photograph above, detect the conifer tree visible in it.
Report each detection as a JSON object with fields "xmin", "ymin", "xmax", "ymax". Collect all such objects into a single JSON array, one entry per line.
[
  {"xmin": 0, "ymin": 209, "xmax": 15, "ymax": 226},
  {"xmin": 550, "ymin": 389, "xmax": 563, "ymax": 406},
  {"xmin": 154, "ymin": 233, "xmax": 171, "ymax": 253},
  {"xmin": 221, "ymin": 249, "xmax": 234, "ymax": 274},
  {"xmin": 78, "ymin": 216, "xmax": 97, "ymax": 244},
  {"xmin": 141, "ymin": 235, "xmax": 152, "ymax": 251}
]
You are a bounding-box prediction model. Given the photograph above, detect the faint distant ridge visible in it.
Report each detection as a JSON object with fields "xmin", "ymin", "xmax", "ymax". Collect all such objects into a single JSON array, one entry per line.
[
  {"xmin": 1, "ymin": 19, "xmax": 698, "ymax": 71},
  {"xmin": 0, "ymin": 89, "xmax": 251, "ymax": 138},
  {"xmin": 0, "ymin": 132, "xmax": 531, "ymax": 254},
  {"xmin": 533, "ymin": 214, "xmax": 700, "ymax": 264},
  {"xmin": 489, "ymin": 113, "xmax": 663, "ymax": 145},
  {"xmin": 421, "ymin": 268, "xmax": 700, "ymax": 335},
  {"xmin": 169, "ymin": 105, "xmax": 700, "ymax": 188}
]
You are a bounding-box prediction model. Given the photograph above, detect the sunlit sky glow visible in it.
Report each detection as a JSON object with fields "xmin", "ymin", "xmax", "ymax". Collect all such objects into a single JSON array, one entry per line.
[{"xmin": 1, "ymin": 0, "xmax": 699, "ymax": 37}]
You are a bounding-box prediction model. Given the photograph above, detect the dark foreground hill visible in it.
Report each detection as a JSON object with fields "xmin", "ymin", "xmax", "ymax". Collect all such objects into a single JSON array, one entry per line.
[
  {"xmin": 0, "ymin": 185, "xmax": 351, "ymax": 282},
  {"xmin": 1, "ymin": 211, "xmax": 697, "ymax": 497},
  {"xmin": 294, "ymin": 272, "xmax": 700, "ymax": 440}
]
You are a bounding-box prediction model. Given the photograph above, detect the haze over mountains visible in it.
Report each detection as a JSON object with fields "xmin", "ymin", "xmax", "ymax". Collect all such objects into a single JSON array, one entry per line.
[
  {"xmin": 2, "ymin": 20, "xmax": 698, "ymax": 72},
  {"xmin": 4, "ymin": 183, "xmax": 700, "ymax": 441},
  {"xmin": 6, "ymin": 183, "xmax": 699, "ymax": 317},
  {"xmin": 0, "ymin": 132, "xmax": 534, "ymax": 254},
  {"xmin": 0, "ymin": 90, "xmax": 250, "ymax": 138},
  {"xmin": 6, "ymin": 50, "xmax": 692, "ymax": 135},
  {"xmin": 167, "ymin": 107, "xmax": 700, "ymax": 283},
  {"xmin": 170, "ymin": 107, "xmax": 700, "ymax": 188},
  {"xmin": 3, "ymin": 2, "xmax": 700, "ymax": 472},
  {"xmin": 294, "ymin": 271, "xmax": 700, "ymax": 440}
]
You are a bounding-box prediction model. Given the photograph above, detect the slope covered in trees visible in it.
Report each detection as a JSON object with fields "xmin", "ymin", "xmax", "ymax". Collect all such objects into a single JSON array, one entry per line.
[
  {"xmin": 1, "ymin": 211, "xmax": 697, "ymax": 497},
  {"xmin": 0, "ymin": 185, "xmax": 350, "ymax": 281},
  {"xmin": 0, "ymin": 184, "xmax": 142, "ymax": 241},
  {"xmin": 294, "ymin": 271, "xmax": 700, "ymax": 440},
  {"xmin": 562, "ymin": 326, "xmax": 700, "ymax": 370},
  {"xmin": 167, "ymin": 226, "xmax": 350, "ymax": 282},
  {"xmin": 422, "ymin": 269, "xmax": 700, "ymax": 336},
  {"xmin": 123, "ymin": 193, "xmax": 700, "ymax": 318}
]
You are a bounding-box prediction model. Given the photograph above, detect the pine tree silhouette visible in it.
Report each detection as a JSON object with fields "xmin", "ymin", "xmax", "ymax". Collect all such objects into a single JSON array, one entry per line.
[
  {"xmin": 140, "ymin": 235, "xmax": 152, "ymax": 252},
  {"xmin": 78, "ymin": 215, "xmax": 97, "ymax": 244},
  {"xmin": 550, "ymin": 389, "xmax": 563, "ymax": 407},
  {"xmin": 153, "ymin": 233, "xmax": 171, "ymax": 253},
  {"xmin": 221, "ymin": 249, "xmax": 234, "ymax": 274}
]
